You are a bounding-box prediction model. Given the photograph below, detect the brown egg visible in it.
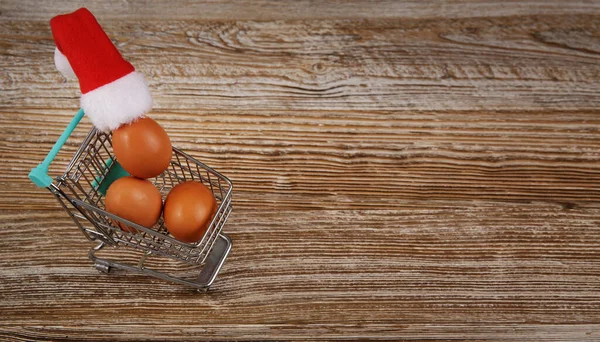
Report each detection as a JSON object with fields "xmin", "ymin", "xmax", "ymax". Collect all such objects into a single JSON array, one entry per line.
[
  {"xmin": 163, "ymin": 181, "xmax": 217, "ymax": 243},
  {"xmin": 112, "ymin": 117, "xmax": 172, "ymax": 179},
  {"xmin": 105, "ymin": 176, "xmax": 163, "ymax": 233}
]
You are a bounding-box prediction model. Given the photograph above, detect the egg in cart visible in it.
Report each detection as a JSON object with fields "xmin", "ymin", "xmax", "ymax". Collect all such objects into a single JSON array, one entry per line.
[{"xmin": 29, "ymin": 109, "xmax": 233, "ymax": 291}]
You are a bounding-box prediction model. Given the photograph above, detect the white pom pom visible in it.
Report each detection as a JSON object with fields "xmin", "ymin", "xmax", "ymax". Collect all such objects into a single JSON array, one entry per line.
[{"xmin": 54, "ymin": 47, "xmax": 76, "ymax": 78}]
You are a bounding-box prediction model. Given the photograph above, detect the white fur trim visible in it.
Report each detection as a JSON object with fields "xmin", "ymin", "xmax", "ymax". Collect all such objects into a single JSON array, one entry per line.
[
  {"xmin": 80, "ymin": 71, "xmax": 152, "ymax": 132},
  {"xmin": 54, "ymin": 47, "xmax": 75, "ymax": 78}
]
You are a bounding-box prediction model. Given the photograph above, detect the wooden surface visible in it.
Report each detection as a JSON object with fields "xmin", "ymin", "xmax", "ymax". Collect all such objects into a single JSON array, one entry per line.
[{"xmin": 1, "ymin": 1, "xmax": 600, "ymax": 340}]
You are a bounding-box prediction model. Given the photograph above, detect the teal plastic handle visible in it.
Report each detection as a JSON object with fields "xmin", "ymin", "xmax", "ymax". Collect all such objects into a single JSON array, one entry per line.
[{"xmin": 29, "ymin": 108, "xmax": 85, "ymax": 188}]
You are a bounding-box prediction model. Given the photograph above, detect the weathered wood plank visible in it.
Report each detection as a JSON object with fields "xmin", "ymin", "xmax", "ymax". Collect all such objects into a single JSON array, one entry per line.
[
  {"xmin": 2, "ymin": 16, "xmax": 600, "ymax": 111},
  {"xmin": 1, "ymin": 107, "xmax": 598, "ymax": 211},
  {"xmin": 1, "ymin": 204, "xmax": 600, "ymax": 339},
  {"xmin": 2, "ymin": 0, "xmax": 600, "ymax": 21}
]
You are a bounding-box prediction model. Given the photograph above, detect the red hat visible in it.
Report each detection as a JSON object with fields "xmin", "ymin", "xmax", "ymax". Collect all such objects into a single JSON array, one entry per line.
[{"xmin": 50, "ymin": 8, "xmax": 152, "ymax": 132}]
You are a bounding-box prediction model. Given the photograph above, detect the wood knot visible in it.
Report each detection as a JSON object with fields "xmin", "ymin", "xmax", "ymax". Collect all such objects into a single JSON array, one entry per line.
[
  {"xmin": 313, "ymin": 62, "xmax": 325, "ymax": 73},
  {"xmin": 560, "ymin": 202, "xmax": 578, "ymax": 210}
]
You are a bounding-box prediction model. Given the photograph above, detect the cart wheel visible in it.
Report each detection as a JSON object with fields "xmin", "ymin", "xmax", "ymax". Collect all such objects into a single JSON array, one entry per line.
[{"xmin": 95, "ymin": 262, "xmax": 111, "ymax": 274}]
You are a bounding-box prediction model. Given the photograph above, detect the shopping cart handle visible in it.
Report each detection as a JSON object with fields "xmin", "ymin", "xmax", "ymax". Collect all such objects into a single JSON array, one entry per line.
[{"xmin": 29, "ymin": 108, "xmax": 86, "ymax": 188}]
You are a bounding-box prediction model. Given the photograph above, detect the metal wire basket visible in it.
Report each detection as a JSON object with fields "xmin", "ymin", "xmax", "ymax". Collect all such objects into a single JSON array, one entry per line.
[{"xmin": 29, "ymin": 109, "xmax": 233, "ymax": 291}]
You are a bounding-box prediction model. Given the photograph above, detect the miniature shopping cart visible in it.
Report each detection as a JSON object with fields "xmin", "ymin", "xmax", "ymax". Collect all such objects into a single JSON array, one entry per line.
[{"xmin": 29, "ymin": 109, "xmax": 233, "ymax": 291}]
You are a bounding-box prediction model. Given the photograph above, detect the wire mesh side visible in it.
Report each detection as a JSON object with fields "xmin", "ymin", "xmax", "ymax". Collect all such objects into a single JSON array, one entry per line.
[
  {"xmin": 52, "ymin": 129, "xmax": 118, "ymax": 245},
  {"xmin": 153, "ymin": 148, "xmax": 233, "ymax": 262}
]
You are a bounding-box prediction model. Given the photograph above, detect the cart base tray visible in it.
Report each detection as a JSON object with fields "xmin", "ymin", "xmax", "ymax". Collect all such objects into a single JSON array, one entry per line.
[{"xmin": 88, "ymin": 233, "xmax": 232, "ymax": 292}]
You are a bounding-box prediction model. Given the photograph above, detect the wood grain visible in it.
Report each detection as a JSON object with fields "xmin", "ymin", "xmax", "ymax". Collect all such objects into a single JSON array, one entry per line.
[
  {"xmin": 2, "ymin": 0, "xmax": 600, "ymax": 21},
  {"xmin": 1, "ymin": 1, "xmax": 600, "ymax": 340}
]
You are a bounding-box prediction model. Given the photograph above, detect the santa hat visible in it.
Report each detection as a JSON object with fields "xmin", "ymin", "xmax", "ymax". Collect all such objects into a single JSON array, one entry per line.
[{"xmin": 50, "ymin": 8, "xmax": 152, "ymax": 132}]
